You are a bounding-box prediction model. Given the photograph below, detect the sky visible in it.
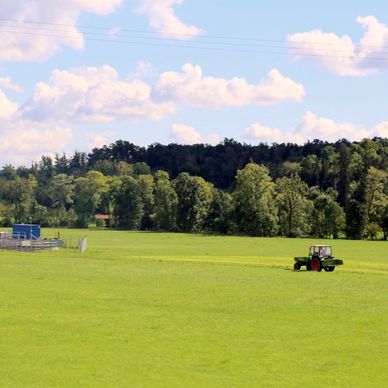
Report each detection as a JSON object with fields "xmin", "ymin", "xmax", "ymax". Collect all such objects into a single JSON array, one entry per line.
[{"xmin": 0, "ymin": 0, "xmax": 388, "ymax": 166}]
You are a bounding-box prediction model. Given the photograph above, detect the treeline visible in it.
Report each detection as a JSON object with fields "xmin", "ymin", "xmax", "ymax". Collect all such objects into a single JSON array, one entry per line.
[{"xmin": 0, "ymin": 138, "xmax": 387, "ymax": 239}]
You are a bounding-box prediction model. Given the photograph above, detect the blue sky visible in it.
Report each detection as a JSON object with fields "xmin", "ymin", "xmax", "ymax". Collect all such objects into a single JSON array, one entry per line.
[{"xmin": 0, "ymin": 0, "xmax": 388, "ymax": 166}]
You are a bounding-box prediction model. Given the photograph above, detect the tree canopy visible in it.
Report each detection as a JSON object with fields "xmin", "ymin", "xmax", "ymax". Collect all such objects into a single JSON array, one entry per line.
[{"xmin": 0, "ymin": 137, "xmax": 387, "ymax": 239}]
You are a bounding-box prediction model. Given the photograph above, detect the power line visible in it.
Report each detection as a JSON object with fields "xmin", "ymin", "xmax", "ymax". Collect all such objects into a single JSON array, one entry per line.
[
  {"xmin": 3, "ymin": 21, "xmax": 387, "ymax": 55},
  {"xmin": 1, "ymin": 18, "xmax": 388, "ymax": 61},
  {"xmin": 1, "ymin": 17, "xmax": 388, "ymax": 50}
]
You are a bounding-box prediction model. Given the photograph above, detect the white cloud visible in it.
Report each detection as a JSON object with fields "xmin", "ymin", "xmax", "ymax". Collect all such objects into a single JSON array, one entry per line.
[
  {"xmin": 374, "ymin": 121, "xmax": 388, "ymax": 138},
  {"xmin": 169, "ymin": 123, "xmax": 220, "ymax": 145},
  {"xmin": 0, "ymin": 120, "xmax": 73, "ymax": 165},
  {"xmin": 246, "ymin": 111, "xmax": 383, "ymax": 144},
  {"xmin": 0, "ymin": 77, "xmax": 23, "ymax": 93},
  {"xmin": 85, "ymin": 131, "xmax": 113, "ymax": 149},
  {"xmin": 294, "ymin": 111, "xmax": 370, "ymax": 143},
  {"xmin": 22, "ymin": 65, "xmax": 176, "ymax": 122},
  {"xmin": 21, "ymin": 64, "xmax": 303, "ymax": 124},
  {"xmin": 170, "ymin": 123, "xmax": 201, "ymax": 144},
  {"xmin": 0, "ymin": 0, "xmax": 123, "ymax": 62},
  {"xmin": 245, "ymin": 123, "xmax": 285, "ymax": 144},
  {"xmin": 136, "ymin": 0, "xmax": 202, "ymax": 39},
  {"xmin": 0, "ymin": 89, "xmax": 18, "ymax": 118},
  {"xmin": 205, "ymin": 133, "xmax": 221, "ymax": 145},
  {"xmin": 154, "ymin": 64, "xmax": 305, "ymax": 108},
  {"xmin": 288, "ymin": 16, "xmax": 388, "ymax": 76},
  {"xmin": 128, "ymin": 61, "xmax": 155, "ymax": 80}
]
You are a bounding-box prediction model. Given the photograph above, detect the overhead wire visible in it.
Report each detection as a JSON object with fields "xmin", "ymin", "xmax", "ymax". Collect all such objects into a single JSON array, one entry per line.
[
  {"xmin": 1, "ymin": 18, "xmax": 388, "ymax": 61},
  {"xmin": 1, "ymin": 17, "xmax": 387, "ymax": 49}
]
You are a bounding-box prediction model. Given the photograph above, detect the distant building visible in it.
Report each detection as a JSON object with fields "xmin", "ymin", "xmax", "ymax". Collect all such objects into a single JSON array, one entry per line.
[{"xmin": 95, "ymin": 214, "xmax": 114, "ymax": 227}]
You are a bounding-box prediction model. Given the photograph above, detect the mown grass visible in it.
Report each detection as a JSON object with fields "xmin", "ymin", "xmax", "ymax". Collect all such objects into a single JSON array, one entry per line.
[{"xmin": 0, "ymin": 230, "xmax": 387, "ymax": 387}]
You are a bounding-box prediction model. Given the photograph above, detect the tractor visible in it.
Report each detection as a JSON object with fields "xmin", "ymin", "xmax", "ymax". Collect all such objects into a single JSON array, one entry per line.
[{"xmin": 293, "ymin": 245, "xmax": 343, "ymax": 272}]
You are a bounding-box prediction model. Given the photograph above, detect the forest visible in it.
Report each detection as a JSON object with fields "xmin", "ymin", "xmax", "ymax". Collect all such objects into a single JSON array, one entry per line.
[{"xmin": 0, "ymin": 137, "xmax": 387, "ymax": 240}]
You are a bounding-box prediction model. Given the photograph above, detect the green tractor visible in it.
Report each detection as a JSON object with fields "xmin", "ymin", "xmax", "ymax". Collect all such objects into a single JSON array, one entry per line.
[{"xmin": 294, "ymin": 245, "xmax": 343, "ymax": 272}]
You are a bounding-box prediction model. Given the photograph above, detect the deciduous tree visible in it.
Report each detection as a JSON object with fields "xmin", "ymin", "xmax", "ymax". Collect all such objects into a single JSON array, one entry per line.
[
  {"xmin": 114, "ymin": 176, "xmax": 144, "ymax": 229},
  {"xmin": 154, "ymin": 171, "xmax": 177, "ymax": 231},
  {"xmin": 234, "ymin": 163, "xmax": 277, "ymax": 236}
]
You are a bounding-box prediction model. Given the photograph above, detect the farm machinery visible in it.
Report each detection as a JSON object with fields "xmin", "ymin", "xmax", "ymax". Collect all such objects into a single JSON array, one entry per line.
[{"xmin": 293, "ymin": 245, "xmax": 343, "ymax": 272}]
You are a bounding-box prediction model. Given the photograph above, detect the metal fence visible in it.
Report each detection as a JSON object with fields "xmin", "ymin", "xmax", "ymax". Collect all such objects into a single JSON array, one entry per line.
[
  {"xmin": 0, "ymin": 229, "xmax": 88, "ymax": 253},
  {"xmin": 0, "ymin": 235, "xmax": 64, "ymax": 252}
]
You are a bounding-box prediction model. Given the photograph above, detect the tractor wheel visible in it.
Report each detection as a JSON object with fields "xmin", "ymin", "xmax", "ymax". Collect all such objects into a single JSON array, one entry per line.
[
  {"xmin": 326, "ymin": 266, "xmax": 335, "ymax": 272},
  {"xmin": 310, "ymin": 258, "xmax": 322, "ymax": 272},
  {"xmin": 294, "ymin": 262, "xmax": 301, "ymax": 271}
]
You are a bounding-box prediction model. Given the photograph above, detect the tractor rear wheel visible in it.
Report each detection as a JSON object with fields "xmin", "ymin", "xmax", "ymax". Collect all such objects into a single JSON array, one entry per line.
[
  {"xmin": 294, "ymin": 262, "xmax": 301, "ymax": 271},
  {"xmin": 311, "ymin": 258, "xmax": 322, "ymax": 272}
]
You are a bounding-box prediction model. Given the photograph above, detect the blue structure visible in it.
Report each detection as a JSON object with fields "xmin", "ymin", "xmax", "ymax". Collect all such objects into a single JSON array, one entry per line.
[{"xmin": 12, "ymin": 224, "xmax": 41, "ymax": 240}]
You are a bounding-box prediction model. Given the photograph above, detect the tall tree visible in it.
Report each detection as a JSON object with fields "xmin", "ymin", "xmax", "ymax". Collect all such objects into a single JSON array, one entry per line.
[
  {"xmin": 301, "ymin": 154, "xmax": 321, "ymax": 187},
  {"xmin": 363, "ymin": 167, "xmax": 388, "ymax": 238},
  {"xmin": 276, "ymin": 174, "xmax": 312, "ymax": 237},
  {"xmin": 205, "ymin": 188, "xmax": 234, "ymax": 234},
  {"xmin": 380, "ymin": 205, "xmax": 388, "ymax": 241},
  {"xmin": 49, "ymin": 174, "xmax": 75, "ymax": 209},
  {"xmin": 100, "ymin": 176, "xmax": 122, "ymax": 223},
  {"xmin": 47, "ymin": 174, "xmax": 75, "ymax": 226},
  {"xmin": 234, "ymin": 163, "xmax": 278, "ymax": 236},
  {"xmin": 10, "ymin": 176, "xmax": 37, "ymax": 223},
  {"xmin": 74, "ymin": 171, "xmax": 107, "ymax": 228},
  {"xmin": 114, "ymin": 176, "xmax": 143, "ymax": 229},
  {"xmin": 137, "ymin": 174, "xmax": 155, "ymax": 230},
  {"xmin": 311, "ymin": 192, "xmax": 345, "ymax": 238},
  {"xmin": 153, "ymin": 171, "xmax": 177, "ymax": 231},
  {"xmin": 0, "ymin": 165, "xmax": 17, "ymax": 180},
  {"xmin": 278, "ymin": 161, "xmax": 302, "ymax": 178},
  {"xmin": 345, "ymin": 199, "xmax": 367, "ymax": 239},
  {"xmin": 174, "ymin": 172, "xmax": 213, "ymax": 232},
  {"xmin": 320, "ymin": 146, "xmax": 338, "ymax": 190},
  {"xmin": 337, "ymin": 144, "xmax": 351, "ymax": 207}
]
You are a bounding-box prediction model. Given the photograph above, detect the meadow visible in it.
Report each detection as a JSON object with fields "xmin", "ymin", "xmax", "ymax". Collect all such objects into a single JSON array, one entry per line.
[{"xmin": 0, "ymin": 230, "xmax": 387, "ymax": 387}]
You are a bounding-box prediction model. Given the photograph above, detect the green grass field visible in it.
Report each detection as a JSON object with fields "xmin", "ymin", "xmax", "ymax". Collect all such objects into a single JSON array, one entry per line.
[{"xmin": 1, "ymin": 230, "xmax": 387, "ymax": 387}]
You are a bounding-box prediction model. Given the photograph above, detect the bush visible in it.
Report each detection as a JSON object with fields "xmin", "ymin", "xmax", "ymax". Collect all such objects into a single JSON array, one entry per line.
[
  {"xmin": 96, "ymin": 219, "xmax": 105, "ymax": 228},
  {"xmin": 0, "ymin": 216, "xmax": 13, "ymax": 227},
  {"xmin": 366, "ymin": 223, "xmax": 381, "ymax": 240}
]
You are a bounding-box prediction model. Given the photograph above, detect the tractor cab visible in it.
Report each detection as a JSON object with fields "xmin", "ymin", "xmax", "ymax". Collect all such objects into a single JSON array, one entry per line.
[{"xmin": 309, "ymin": 245, "xmax": 332, "ymax": 259}]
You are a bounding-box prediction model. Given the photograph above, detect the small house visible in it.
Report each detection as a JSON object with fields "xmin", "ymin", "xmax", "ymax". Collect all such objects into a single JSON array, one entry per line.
[{"xmin": 95, "ymin": 214, "xmax": 114, "ymax": 227}]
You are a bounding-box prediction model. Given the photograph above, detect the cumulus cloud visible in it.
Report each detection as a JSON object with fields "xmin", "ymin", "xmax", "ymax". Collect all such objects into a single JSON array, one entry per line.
[
  {"xmin": 0, "ymin": 0, "xmax": 123, "ymax": 62},
  {"xmin": 246, "ymin": 111, "xmax": 383, "ymax": 144},
  {"xmin": 85, "ymin": 131, "xmax": 113, "ymax": 149},
  {"xmin": 288, "ymin": 16, "xmax": 388, "ymax": 76},
  {"xmin": 154, "ymin": 64, "xmax": 305, "ymax": 108},
  {"xmin": 169, "ymin": 123, "xmax": 220, "ymax": 145},
  {"xmin": 374, "ymin": 122, "xmax": 388, "ymax": 138},
  {"xmin": 245, "ymin": 123, "xmax": 285, "ymax": 144},
  {"xmin": 0, "ymin": 77, "xmax": 23, "ymax": 93},
  {"xmin": 0, "ymin": 120, "xmax": 72, "ymax": 165},
  {"xmin": 293, "ymin": 112, "xmax": 370, "ymax": 143},
  {"xmin": 0, "ymin": 89, "xmax": 18, "ymax": 118},
  {"xmin": 136, "ymin": 0, "xmax": 202, "ymax": 39},
  {"xmin": 128, "ymin": 61, "xmax": 155, "ymax": 80},
  {"xmin": 22, "ymin": 65, "xmax": 176, "ymax": 122},
  {"xmin": 21, "ymin": 64, "xmax": 304, "ymax": 124},
  {"xmin": 0, "ymin": 62, "xmax": 306, "ymax": 164}
]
